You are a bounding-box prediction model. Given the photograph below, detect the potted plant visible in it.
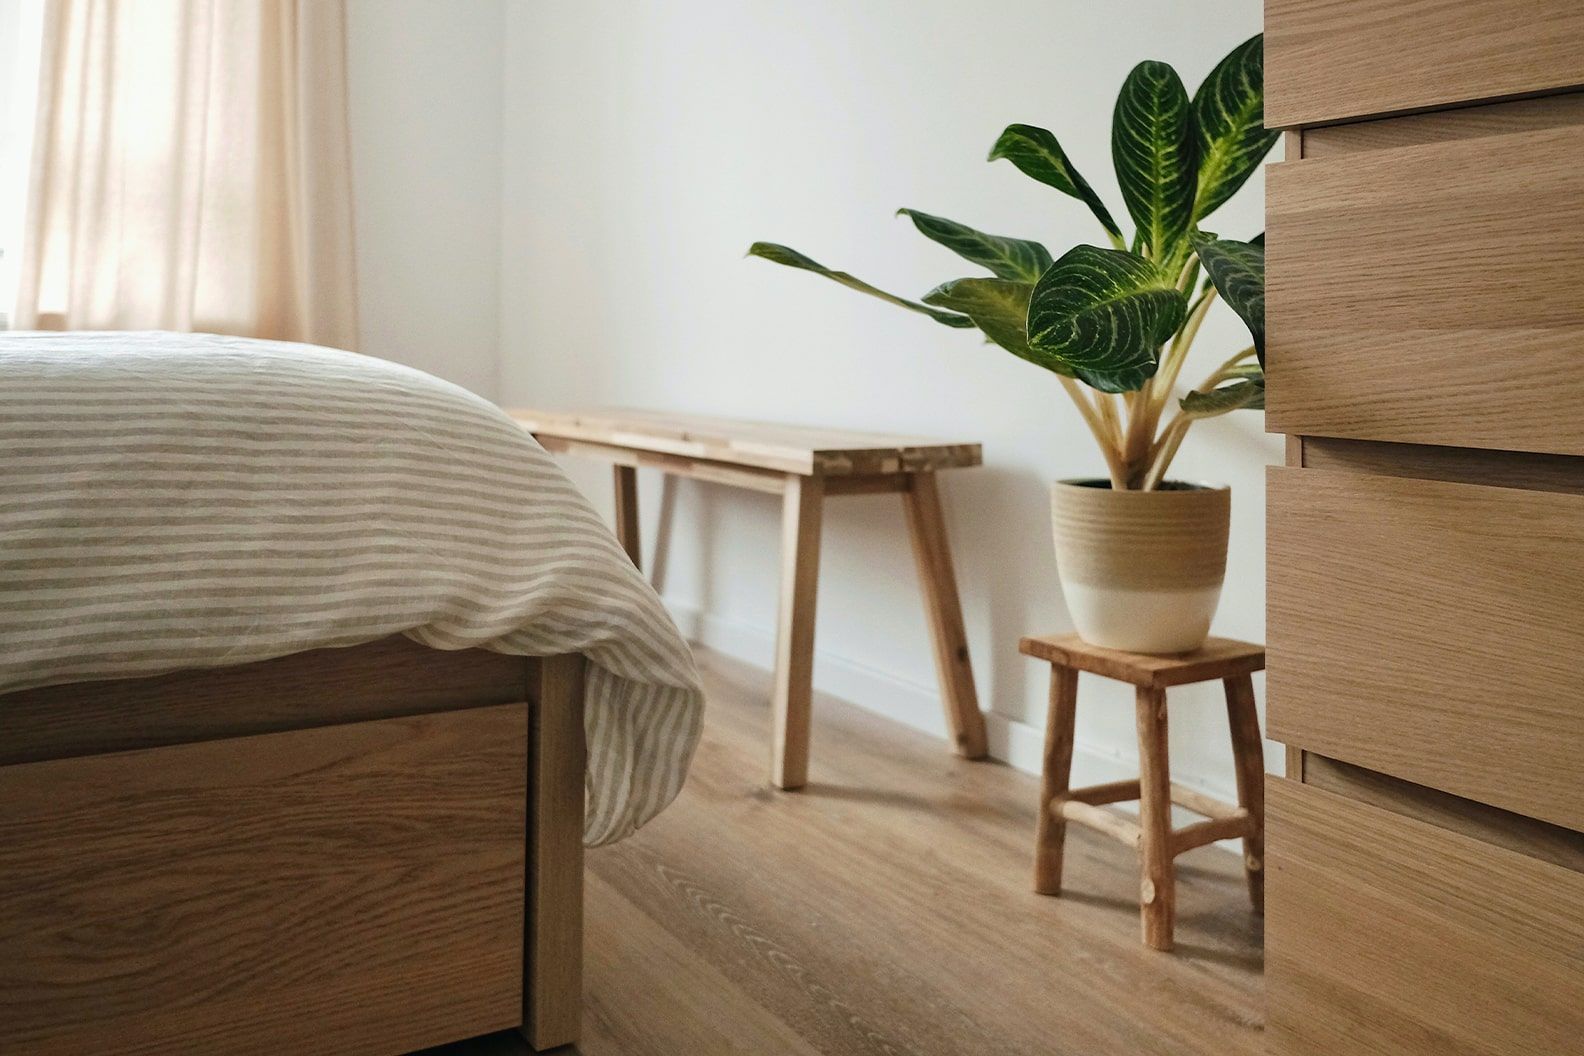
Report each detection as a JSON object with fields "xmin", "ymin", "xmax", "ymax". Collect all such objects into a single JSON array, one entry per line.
[{"xmin": 748, "ymin": 34, "xmax": 1271, "ymax": 654}]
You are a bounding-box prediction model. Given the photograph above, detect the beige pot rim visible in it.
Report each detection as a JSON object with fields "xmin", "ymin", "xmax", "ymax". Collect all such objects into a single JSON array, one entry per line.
[{"xmin": 1053, "ymin": 477, "xmax": 1229, "ymax": 494}]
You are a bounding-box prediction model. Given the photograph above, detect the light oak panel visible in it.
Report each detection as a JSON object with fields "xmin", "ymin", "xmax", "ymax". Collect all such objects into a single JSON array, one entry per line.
[
  {"xmin": 1299, "ymin": 436, "xmax": 1584, "ymax": 496},
  {"xmin": 1266, "ymin": 125, "xmax": 1584, "ymax": 455},
  {"xmin": 1265, "ymin": 0, "xmax": 1584, "ymax": 127},
  {"xmin": 0, "ymin": 635, "xmax": 529, "ymax": 765},
  {"xmin": 1267, "ymin": 467, "xmax": 1584, "ymax": 829},
  {"xmin": 0, "ymin": 705, "xmax": 528, "ymax": 1056},
  {"xmin": 1302, "ymin": 754, "xmax": 1584, "ymax": 876},
  {"xmin": 1266, "ymin": 779, "xmax": 1584, "ymax": 1055},
  {"xmin": 1301, "ymin": 92, "xmax": 1584, "ymax": 157}
]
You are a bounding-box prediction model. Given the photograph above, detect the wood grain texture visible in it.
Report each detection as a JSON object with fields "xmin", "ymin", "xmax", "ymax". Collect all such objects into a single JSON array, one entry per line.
[
  {"xmin": 1223, "ymin": 676, "xmax": 1265, "ymax": 915},
  {"xmin": 612, "ymin": 465, "xmax": 641, "ymax": 570},
  {"xmin": 1134, "ymin": 686, "xmax": 1175, "ymax": 951},
  {"xmin": 577, "ymin": 647, "xmax": 1264, "ymax": 1056},
  {"xmin": 0, "ymin": 635, "xmax": 530, "ymax": 765},
  {"xmin": 1265, "ymin": 0, "xmax": 1584, "ymax": 126},
  {"xmin": 536, "ymin": 434, "xmax": 789, "ymax": 495},
  {"xmin": 526, "ymin": 655, "xmax": 586, "ymax": 1052},
  {"xmin": 1267, "ymin": 467, "xmax": 1584, "ymax": 829},
  {"xmin": 1281, "ymin": 128, "xmax": 1302, "ymax": 162},
  {"xmin": 1266, "ymin": 125, "xmax": 1584, "ymax": 455},
  {"xmin": 512, "ymin": 407, "xmax": 981, "ymax": 477},
  {"xmin": 1302, "ymin": 754, "xmax": 1584, "ymax": 876},
  {"xmin": 1301, "ymin": 91, "xmax": 1584, "ymax": 157},
  {"xmin": 1029, "ymin": 651, "xmax": 1263, "ymax": 952},
  {"xmin": 1033, "ymin": 665, "xmax": 1079, "ymax": 894},
  {"xmin": 532, "ymin": 411, "xmax": 988, "ymax": 789},
  {"xmin": 901, "ymin": 471, "xmax": 987, "ymax": 759},
  {"xmin": 0, "ymin": 705, "xmax": 529, "ymax": 1056},
  {"xmin": 771, "ymin": 473, "xmax": 824, "ymax": 790},
  {"xmin": 1018, "ymin": 634, "xmax": 1264, "ymax": 688},
  {"xmin": 1299, "ymin": 435, "xmax": 1584, "ymax": 495},
  {"xmin": 1266, "ymin": 778, "xmax": 1584, "ymax": 1056}
]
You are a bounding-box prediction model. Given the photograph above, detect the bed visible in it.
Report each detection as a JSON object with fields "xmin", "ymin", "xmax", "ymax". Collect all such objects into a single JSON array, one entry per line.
[{"xmin": 0, "ymin": 332, "xmax": 705, "ymax": 1055}]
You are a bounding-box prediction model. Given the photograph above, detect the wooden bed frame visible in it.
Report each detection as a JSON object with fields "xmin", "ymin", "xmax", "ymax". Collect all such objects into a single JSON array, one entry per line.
[{"xmin": 0, "ymin": 636, "xmax": 586, "ymax": 1055}]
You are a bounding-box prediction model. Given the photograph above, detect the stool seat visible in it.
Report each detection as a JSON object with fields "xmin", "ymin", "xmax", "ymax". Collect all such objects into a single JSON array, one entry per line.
[
  {"xmin": 1022, "ymin": 633, "xmax": 1267, "ymax": 952},
  {"xmin": 1019, "ymin": 633, "xmax": 1264, "ymax": 687}
]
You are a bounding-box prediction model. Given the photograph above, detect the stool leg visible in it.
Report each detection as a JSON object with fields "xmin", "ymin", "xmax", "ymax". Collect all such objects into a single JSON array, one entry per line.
[
  {"xmin": 612, "ymin": 465, "xmax": 641, "ymax": 571},
  {"xmin": 1224, "ymin": 674, "xmax": 1265, "ymax": 915},
  {"xmin": 1034, "ymin": 664, "xmax": 1079, "ymax": 895},
  {"xmin": 901, "ymin": 471, "xmax": 989, "ymax": 759},
  {"xmin": 771, "ymin": 474, "xmax": 824, "ymax": 790},
  {"xmin": 1135, "ymin": 685, "xmax": 1174, "ymax": 951}
]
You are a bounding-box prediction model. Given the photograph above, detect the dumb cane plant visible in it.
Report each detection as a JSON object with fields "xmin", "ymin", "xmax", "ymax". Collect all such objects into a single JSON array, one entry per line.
[{"xmin": 749, "ymin": 34, "xmax": 1272, "ymax": 491}]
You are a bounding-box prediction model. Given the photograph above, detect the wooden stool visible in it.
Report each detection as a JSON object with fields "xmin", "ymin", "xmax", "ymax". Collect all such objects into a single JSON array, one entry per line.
[
  {"xmin": 512, "ymin": 407, "xmax": 990, "ymax": 789},
  {"xmin": 1018, "ymin": 633, "xmax": 1266, "ymax": 951}
]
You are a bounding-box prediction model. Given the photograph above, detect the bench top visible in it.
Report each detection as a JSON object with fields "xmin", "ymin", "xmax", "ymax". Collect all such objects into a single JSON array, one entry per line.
[{"xmin": 509, "ymin": 407, "xmax": 982, "ymax": 477}]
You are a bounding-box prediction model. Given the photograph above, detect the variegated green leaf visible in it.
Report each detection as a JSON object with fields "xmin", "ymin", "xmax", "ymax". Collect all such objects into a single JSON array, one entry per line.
[
  {"xmin": 1181, "ymin": 377, "xmax": 1264, "ymax": 417},
  {"xmin": 746, "ymin": 242, "xmax": 975, "ymax": 328},
  {"xmin": 1026, "ymin": 245, "xmax": 1186, "ymax": 393},
  {"xmin": 1112, "ymin": 61, "xmax": 1196, "ymax": 262},
  {"xmin": 1192, "ymin": 235, "xmax": 1265, "ymax": 363},
  {"xmin": 897, "ymin": 209, "xmax": 1053, "ymax": 283},
  {"xmin": 922, "ymin": 277, "xmax": 1072, "ymax": 374},
  {"xmin": 988, "ymin": 124, "xmax": 1123, "ymax": 241},
  {"xmin": 1191, "ymin": 35, "xmax": 1278, "ymax": 222}
]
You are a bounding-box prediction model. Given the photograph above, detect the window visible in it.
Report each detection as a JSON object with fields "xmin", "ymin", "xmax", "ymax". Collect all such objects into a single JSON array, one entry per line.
[{"xmin": 0, "ymin": 0, "xmax": 43, "ymax": 328}]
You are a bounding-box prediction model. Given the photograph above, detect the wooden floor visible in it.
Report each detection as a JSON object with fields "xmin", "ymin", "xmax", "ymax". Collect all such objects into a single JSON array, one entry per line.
[{"xmin": 429, "ymin": 646, "xmax": 1264, "ymax": 1056}]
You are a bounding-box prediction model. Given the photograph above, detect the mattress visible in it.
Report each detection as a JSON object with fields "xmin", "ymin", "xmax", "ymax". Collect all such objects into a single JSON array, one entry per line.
[{"xmin": 0, "ymin": 331, "xmax": 703, "ymax": 844}]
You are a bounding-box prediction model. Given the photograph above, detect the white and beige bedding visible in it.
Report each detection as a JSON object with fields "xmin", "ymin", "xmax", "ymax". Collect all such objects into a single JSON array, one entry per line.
[{"xmin": 0, "ymin": 330, "xmax": 703, "ymax": 844}]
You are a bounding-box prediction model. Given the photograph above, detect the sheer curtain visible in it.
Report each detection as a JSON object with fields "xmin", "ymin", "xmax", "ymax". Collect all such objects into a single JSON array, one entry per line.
[{"xmin": 12, "ymin": 0, "xmax": 358, "ymax": 349}]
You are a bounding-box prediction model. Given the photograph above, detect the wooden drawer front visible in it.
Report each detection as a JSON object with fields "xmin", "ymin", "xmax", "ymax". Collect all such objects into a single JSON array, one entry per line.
[
  {"xmin": 1267, "ymin": 778, "xmax": 1584, "ymax": 1056},
  {"xmin": 0, "ymin": 704, "xmax": 528, "ymax": 1056},
  {"xmin": 1265, "ymin": 0, "xmax": 1584, "ymax": 126},
  {"xmin": 1268, "ymin": 467, "xmax": 1584, "ymax": 829},
  {"xmin": 1267, "ymin": 124, "xmax": 1584, "ymax": 455}
]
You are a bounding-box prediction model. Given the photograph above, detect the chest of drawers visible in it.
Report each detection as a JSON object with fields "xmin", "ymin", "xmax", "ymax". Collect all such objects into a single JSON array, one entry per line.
[{"xmin": 1263, "ymin": 4, "xmax": 1584, "ymax": 1052}]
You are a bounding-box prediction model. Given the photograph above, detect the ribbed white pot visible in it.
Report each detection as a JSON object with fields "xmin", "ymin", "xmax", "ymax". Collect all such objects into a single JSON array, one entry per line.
[{"xmin": 1050, "ymin": 479, "xmax": 1230, "ymax": 655}]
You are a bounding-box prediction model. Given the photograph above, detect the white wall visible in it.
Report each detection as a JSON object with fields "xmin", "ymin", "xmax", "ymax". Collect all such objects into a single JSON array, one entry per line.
[
  {"xmin": 498, "ymin": 0, "xmax": 1284, "ymax": 801},
  {"xmin": 346, "ymin": 0, "xmax": 504, "ymax": 396}
]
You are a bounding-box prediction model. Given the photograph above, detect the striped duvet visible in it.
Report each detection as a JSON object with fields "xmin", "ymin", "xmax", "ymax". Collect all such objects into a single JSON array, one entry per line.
[{"xmin": 0, "ymin": 331, "xmax": 704, "ymax": 844}]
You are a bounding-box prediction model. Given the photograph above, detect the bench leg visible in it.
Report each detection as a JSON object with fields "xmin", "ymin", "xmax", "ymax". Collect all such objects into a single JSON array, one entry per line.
[
  {"xmin": 901, "ymin": 471, "xmax": 988, "ymax": 759},
  {"xmin": 1034, "ymin": 664, "xmax": 1079, "ymax": 894},
  {"xmin": 1135, "ymin": 685, "xmax": 1175, "ymax": 951},
  {"xmin": 1224, "ymin": 673, "xmax": 1265, "ymax": 915},
  {"xmin": 612, "ymin": 465, "xmax": 641, "ymax": 571},
  {"xmin": 771, "ymin": 475, "xmax": 823, "ymax": 790}
]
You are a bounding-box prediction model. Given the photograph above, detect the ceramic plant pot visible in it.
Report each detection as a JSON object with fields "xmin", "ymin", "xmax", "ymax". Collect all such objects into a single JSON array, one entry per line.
[{"xmin": 1050, "ymin": 479, "xmax": 1230, "ymax": 654}]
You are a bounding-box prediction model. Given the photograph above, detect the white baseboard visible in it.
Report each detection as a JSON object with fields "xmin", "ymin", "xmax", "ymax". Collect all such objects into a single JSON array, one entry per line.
[{"xmin": 666, "ymin": 597, "xmax": 1243, "ymax": 837}]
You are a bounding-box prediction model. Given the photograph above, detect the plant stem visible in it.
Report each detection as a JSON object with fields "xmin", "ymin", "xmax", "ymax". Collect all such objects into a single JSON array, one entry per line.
[
  {"xmin": 1151, "ymin": 287, "xmax": 1217, "ymax": 409},
  {"xmin": 1137, "ymin": 345, "xmax": 1262, "ymax": 490},
  {"xmin": 1059, "ymin": 376, "xmax": 1127, "ymax": 490},
  {"xmin": 1198, "ymin": 345, "xmax": 1258, "ymax": 388},
  {"xmin": 1142, "ymin": 413, "xmax": 1191, "ymax": 491}
]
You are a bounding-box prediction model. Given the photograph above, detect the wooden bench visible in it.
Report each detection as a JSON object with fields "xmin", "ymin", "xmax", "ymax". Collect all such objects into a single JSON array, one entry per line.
[{"xmin": 510, "ymin": 407, "xmax": 988, "ymax": 789}]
